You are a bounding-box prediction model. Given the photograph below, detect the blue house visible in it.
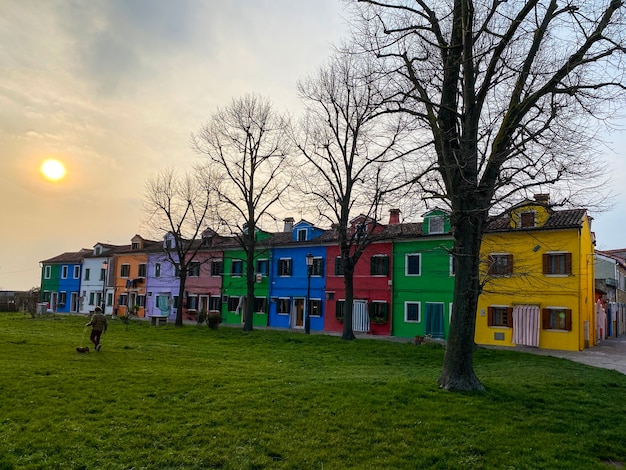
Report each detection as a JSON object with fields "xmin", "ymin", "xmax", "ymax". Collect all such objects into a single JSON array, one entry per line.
[{"xmin": 268, "ymin": 219, "xmax": 327, "ymax": 331}]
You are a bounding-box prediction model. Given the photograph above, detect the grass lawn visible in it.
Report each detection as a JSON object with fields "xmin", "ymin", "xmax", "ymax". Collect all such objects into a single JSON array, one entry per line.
[{"xmin": 0, "ymin": 313, "xmax": 625, "ymax": 469}]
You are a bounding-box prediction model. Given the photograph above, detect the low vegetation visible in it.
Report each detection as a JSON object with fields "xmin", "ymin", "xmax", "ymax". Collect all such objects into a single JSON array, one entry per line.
[{"xmin": 0, "ymin": 313, "xmax": 625, "ymax": 469}]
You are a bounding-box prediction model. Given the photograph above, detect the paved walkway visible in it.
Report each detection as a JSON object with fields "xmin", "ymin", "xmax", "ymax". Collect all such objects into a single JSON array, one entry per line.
[{"xmin": 508, "ymin": 335, "xmax": 626, "ymax": 375}]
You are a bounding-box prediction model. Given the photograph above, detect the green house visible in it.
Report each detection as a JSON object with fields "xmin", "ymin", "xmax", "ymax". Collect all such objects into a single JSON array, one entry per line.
[
  {"xmin": 391, "ymin": 210, "xmax": 455, "ymax": 339},
  {"xmin": 220, "ymin": 231, "xmax": 272, "ymax": 327}
]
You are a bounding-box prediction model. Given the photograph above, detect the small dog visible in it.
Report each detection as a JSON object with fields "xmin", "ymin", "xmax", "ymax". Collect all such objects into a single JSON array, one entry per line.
[{"xmin": 76, "ymin": 346, "xmax": 90, "ymax": 353}]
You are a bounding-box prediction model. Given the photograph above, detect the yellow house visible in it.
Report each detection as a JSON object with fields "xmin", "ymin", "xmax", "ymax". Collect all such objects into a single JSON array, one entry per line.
[{"xmin": 475, "ymin": 195, "xmax": 596, "ymax": 351}]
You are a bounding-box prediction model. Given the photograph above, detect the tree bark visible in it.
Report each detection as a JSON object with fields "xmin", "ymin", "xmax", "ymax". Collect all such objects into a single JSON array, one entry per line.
[{"xmin": 437, "ymin": 206, "xmax": 486, "ymax": 392}]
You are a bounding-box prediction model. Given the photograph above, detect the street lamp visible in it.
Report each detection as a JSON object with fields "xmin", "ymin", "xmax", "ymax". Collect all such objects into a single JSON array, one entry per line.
[
  {"xmin": 305, "ymin": 253, "xmax": 314, "ymax": 334},
  {"xmin": 101, "ymin": 260, "xmax": 108, "ymax": 312}
]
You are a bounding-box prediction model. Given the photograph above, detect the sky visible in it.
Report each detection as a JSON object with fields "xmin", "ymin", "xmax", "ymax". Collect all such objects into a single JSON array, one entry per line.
[{"xmin": 1, "ymin": 1, "xmax": 625, "ymax": 291}]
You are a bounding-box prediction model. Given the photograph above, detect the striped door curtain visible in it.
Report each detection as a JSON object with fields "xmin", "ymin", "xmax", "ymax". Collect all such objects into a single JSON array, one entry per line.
[{"xmin": 512, "ymin": 305, "xmax": 540, "ymax": 347}]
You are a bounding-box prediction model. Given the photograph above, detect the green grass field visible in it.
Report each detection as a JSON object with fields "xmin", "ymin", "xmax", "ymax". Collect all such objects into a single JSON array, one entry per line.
[{"xmin": 1, "ymin": 313, "xmax": 625, "ymax": 469}]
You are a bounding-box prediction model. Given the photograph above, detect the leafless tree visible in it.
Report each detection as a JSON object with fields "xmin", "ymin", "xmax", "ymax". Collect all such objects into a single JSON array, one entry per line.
[
  {"xmin": 351, "ymin": 0, "xmax": 626, "ymax": 390},
  {"xmin": 296, "ymin": 50, "xmax": 420, "ymax": 340},
  {"xmin": 143, "ymin": 168, "xmax": 218, "ymax": 327},
  {"xmin": 191, "ymin": 94, "xmax": 292, "ymax": 331}
]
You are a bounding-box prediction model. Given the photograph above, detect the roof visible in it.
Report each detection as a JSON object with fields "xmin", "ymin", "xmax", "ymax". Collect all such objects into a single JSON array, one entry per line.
[
  {"xmin": 487, "ymin": 208, "xmax": 587, "ymax": 232},
  {"xmin": 41, "ymin": 249, "xmax": 91, "ymax": 264}
]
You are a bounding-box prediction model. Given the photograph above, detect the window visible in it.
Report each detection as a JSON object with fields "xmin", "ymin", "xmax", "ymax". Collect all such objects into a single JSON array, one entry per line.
[
  {"xmin": 73, "ymin": 266, "xmax": 80, "ymax": 279},
  {"xmin": 406, "ymin": 254, "xmax": 421, "ymax": 276},
  {"xmin": 312, "ymin": 257, "xmax": 324, "ymax": 276},
  {"xmin": 106, "ymin": 293, "xmax": 113, "ymax": 307},
  {"xmin": 138, "ymin": 263, "xmax": 147, "ymax": 277},
  {"xmin": 187, "ymin": 295, "xmax": 198, "ymax": 310},
  {"xmin": 370, "ymin": 255, "xmax": 389, "ymax": 276},
  {"xmin": 449, "ymin": 256, "xmax": 456, "ymax": 276},
  {"xmin": 209, "ymin": 296, "xmax": 221, "ymax": 311},
  {"xmin": 62, "ymin": 266, "xmax": 68, "ymax": 279},
  {"xmin": 488, "ymin": 306, "xmax": 513, "ymax": 327},
  {"xmin": 369, "ymin": 301, "xmax": 389, "ymax": 323},
  {"xmin": 488, "ymin": 254, "xmax": 513, "ymax": 276},
  {"xmin": 310, "ymin": 299, "xmax": 322, "ymax": 317},
  {"xmin": 100, "ymin": 268, "xmax": 106, "ymax": 281},
  {"xmin": 256, "ymin": 259, "xmax": 269, "ymax": 276},
  {"xmin": 334, "ymin": 257, "xmax": 344, "ymax": 276},
  {"xmin": 355, "ymin": 223, "xmax": 367, "ymax": 240},
  {"xmin": 520, "ymin": 211, "xmax": 535, "ymax": 228},
  {"xmin": 137, "ymin": 295, "xmax": 146, "ymax": 307},
  {"xmin": 44, "ymin": 266, "xmax": 51, "ymax": 279},
  {"xmin": 211, "ymin": 260, "xmax": 223, "ymax": 276},
  {"xmin": 175, "ymin": 264, "xmax": 181, "ymax": 278},
  {"xmin": 84, "ymin": 268, "xmax": 90, "ymax": 281},
  {"xmin": 297, "ymin": 229, "xmax": 307, "ymax": 241},
  {"xmin": 96, "ymin": 292, "xmax": 102, "ymax": 307},
  {"xmin": 278, "ymin": 258, "xmax": 292, "ymax": 276},
  {"xmin": 232, "ymin": 260, "xmax": 243, "ymax": 277},
  {"xmin": 543, "ymin": 253, "xmax": 572, "ymax": 275},
  {"xmin": 120, "ymin": 264, "xmax": 130, "ymax": 278},
  {"xmin": 254, "ymin": 297, "xmax": 267, "ymax": 313},
  {"xmin": 542, "ymin": 308, "xmax": 572, "ymax": 331},
  {"xmin": 228, "ymin": 296, "xmax": 241, "ymax": 312},
  {"xmin": 89, "ymin": 292, "xmax": 95, "ymax": 305},
  {"xmin": 155, "ymin": 263, "xmax": 161, "ymax": 278},
  {"xmin": 429, "ymin": 216, "xmax": 444, "ymax": 234},
  {"xmin": 166, "ymin": 239, "xmax": 173, "ymax": 249},
  {"xmin": 118, "ymin": 294, "xmax": 128, "ymax": 306},
  {"xmin": 58, "ymin": 291, "xmax": 67, "ymax": 306},
  {"xmin": 132, "ymin": 242, "xmax": 140, "ymax": 250},
  {"xmin": 335, "ymin": 300, "xmax": 345, "ymax": 321},
  {"xmin": 189, "ymin": 262, "xmax": 200, "ymax": 277},
  {"xmin": 405, "ymin": 302, "xmax": 420, "ymax": 322},
  {"xmin": 277, "ymin": 298, "xmax": 290, "ymax": 315}
]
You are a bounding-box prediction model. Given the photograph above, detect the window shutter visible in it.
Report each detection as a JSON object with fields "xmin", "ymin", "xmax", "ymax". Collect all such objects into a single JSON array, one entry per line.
[
  {"xmin": 383, "ymin": 256, "xmax": 389, "ymax": 276},
  {"xmin": 565, "ymin": 253, "xmax": 572, "ymax": 274},
  {"xmin": 507, "ymin": 307, "xmax": 513, "ymax": 328},
  {"xmin": 565, "ymin": 309, "xmax": 572, "ymax": 331},
  {"xmin": 506, "ymin": 254, "xmax": 514, "ymax": 275},
  {"xmin": 542, "ymin": 254, "xmax": 550, "ymax": 274},
  {"xmin": 541, "ymin": 309, "xmax": 550, "ymax": 329},
  {"xmin": 487, "ymin": 307, "xmax": 494, "ymax": 326}
]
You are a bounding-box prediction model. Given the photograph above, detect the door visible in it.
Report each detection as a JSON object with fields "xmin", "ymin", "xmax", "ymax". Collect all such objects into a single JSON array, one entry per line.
[
  {"xmin": 512, "ymin": 305, "xmax": 540, "ymax": 347},
  {"xmin": 425, "ymin": 303, "xmax": 445, "ymax": 339},
  {"xmin": 293, "ymin": 298, "xmax": 305, "ymax": 328},
  {"xmin": 353, "ymin": 300, "xmax": 369, "ymax": 332},
  {"xmin": 71, "ymin": 292, "xmax": 79, "ymax": 313}
]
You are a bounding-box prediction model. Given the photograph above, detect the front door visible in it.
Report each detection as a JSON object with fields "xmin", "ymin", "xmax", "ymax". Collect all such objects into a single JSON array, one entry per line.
[
  {"xmin": 512, "ymin": 305, "xmax": 540, "ymax": 347},
  {"xmin": 425, "ymin": 302, "xmax": 445, "ymax": 339},
  {"xmin": 353, "ymin": 300, "xmax": 369, "ymax": 332},
  {"xmin": 293, "ymin": 298, "xmax": 305, "ymax": 328}
]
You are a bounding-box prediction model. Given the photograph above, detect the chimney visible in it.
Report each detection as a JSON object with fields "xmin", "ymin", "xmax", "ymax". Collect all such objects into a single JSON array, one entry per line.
[
  {"xmin": 534, "ymin": 193, "xmax": 550, "ymax": 204},
  {"xmin": 283, "ymin": 217, "xmax": 294, "ymax": 233},
  {"xmin": 389, "ymin": 208, "xmax": 401, "ymax": 225}
]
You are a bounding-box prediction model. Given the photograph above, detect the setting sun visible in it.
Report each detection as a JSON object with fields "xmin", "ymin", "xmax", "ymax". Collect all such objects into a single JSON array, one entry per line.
[{"xmin": 40, "ymin": 159, "xmax": 66, "ymax": 181}]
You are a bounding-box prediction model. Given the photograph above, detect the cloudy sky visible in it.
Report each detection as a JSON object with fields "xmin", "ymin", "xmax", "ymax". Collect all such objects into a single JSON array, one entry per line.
[{"xmin": 1, "ymin": 1, "xmax": 625, "ymax": 291}]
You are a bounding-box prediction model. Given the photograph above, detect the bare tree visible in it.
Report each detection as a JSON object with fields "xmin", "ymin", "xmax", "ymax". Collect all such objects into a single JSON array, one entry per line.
[
  {"xmin": 352, "ymin": 0, "xmax": 626, "ymax": 390},
  {"xmin": 143, "ymin": 168, "xmax": 217, "ymax": 327},
  {"xmin": 191, "ymin": 94, "xmax": 292, "ymax": 331},
  {"xmin": 296, "ymin": 50, "xmax": 418, "ymax": 340}
]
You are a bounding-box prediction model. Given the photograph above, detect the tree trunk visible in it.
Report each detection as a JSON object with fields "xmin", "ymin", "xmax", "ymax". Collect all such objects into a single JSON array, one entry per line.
[
  {"xmin": 437, "ymin": 209, "xmax": 486, "ymax": 392},
  {"xmin": 175, "ymin": 271, "xmax": 187, "ymax": 327},
  {"xmin": 341, "ymin": 267, "xmax": 356, "ymax": 341},
  {"xmin": 242, "ymin": 240, "xmax": 255, "ymax": 332}
]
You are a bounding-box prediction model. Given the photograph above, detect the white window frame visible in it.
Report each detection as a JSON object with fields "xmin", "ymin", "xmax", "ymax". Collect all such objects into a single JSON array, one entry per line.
[
  {"xmin": 404, "ymin": 301, "xmax": 421, "ymax": 323},
  {"xmin": 44, "ymin": 266, "xmax": 51, "ymax": 279},
  {"xmin": 73, "ymin": 266, "xmax": 80, "ymax": 279},
  {"xmin": 428, "ymin": 216, "xmax": 444, "ymax": 234},
  {"xmin": 405, "ymin": 253, "xmax": 422, "ymax": 276},
  {"xmin": 61, "ymin": 266, "xmax": 68, "ymax": 279}
]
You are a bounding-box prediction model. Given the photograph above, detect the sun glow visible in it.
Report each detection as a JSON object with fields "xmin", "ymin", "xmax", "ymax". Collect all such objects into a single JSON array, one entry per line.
[{"xmin": 40, "ymin": 159, "xmax": 66, "ymax": 181}]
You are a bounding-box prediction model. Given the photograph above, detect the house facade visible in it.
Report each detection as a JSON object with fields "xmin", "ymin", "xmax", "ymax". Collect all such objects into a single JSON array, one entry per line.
[
  {"xmin": 268, "ymin": 220, "xmax": 327, "ymax": 331},
  {"xmin": 595, "ymin": 250, "xmax": 626, "ymax": 337},
  {"xmin": 475, "ymin": 196, "xmax": 596, "ymax": 351},
  {"xmin": 40, "ymin": 250, "xmax": 88, "ymax": 313},
  {"xmin": 390, "ymin": 209, "xmax": 455, "ymax": 339}
]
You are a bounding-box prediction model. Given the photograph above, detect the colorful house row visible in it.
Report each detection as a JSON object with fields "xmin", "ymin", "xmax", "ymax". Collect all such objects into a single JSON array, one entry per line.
[{"xmin": 40, "ymin": 195, "xmax": 598, "ymax": 351}]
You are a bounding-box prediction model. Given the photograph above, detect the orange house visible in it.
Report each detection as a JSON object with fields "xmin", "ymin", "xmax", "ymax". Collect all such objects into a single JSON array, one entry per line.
[{"xmin": 112, "ymin": 235, "xmax": 158, "ymax": 318}]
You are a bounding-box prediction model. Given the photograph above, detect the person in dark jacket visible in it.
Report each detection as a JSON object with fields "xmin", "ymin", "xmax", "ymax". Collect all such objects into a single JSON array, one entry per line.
[{"xmin": 86, "ymin": 306, "xmax": 108, "ymax": 351}]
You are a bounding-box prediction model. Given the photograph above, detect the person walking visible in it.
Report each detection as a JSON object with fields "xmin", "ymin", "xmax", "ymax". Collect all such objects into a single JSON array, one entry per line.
[{"xmin": 86, "ymin": 306, "xmax": 108, "ymax": 351}]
